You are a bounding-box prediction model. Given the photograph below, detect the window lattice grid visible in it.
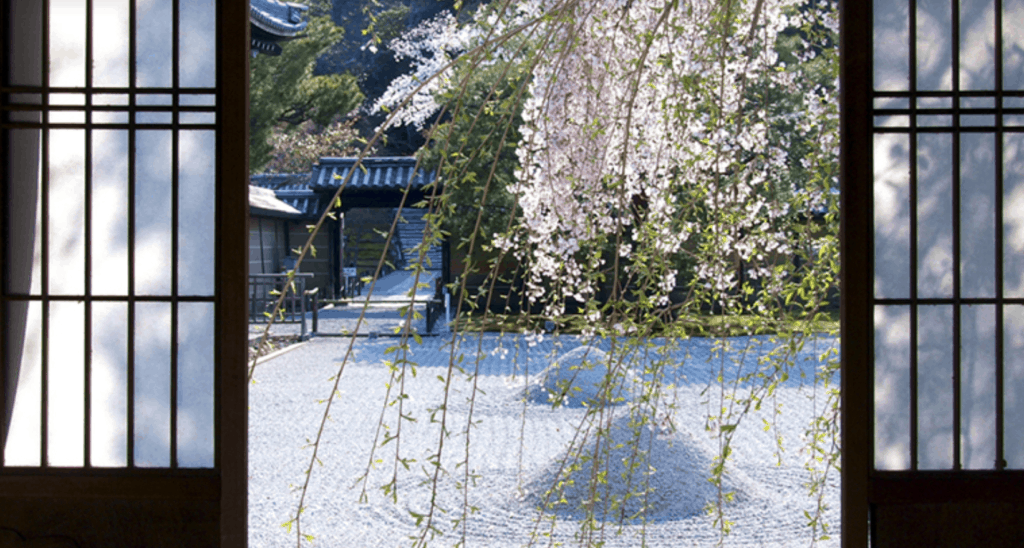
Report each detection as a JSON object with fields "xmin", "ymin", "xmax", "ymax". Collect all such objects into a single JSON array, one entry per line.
[
  {"xmin": 871, "ymin": 0, "xmax": 1024, "ymax": 472},
  {"xmin": 0, "ymin": 87, "xmax": 217, "ymax": 129},
  {"xmin": 873, "ymin": 90, "xmax": 1024, "ymax": 131},
  {"xmin": 1, "ymin": 0, "xmax": 217, "ymax": 470}
]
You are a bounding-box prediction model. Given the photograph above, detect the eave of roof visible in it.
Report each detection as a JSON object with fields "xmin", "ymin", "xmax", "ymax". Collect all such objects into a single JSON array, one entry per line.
[
  {"xmin": 273, "ymin": 189, "xmax": 323, "ymax": 218},
  {"xmin": 250, "ymin": 0, "xmax": 308, "ymax": 38},
  {"xmin": 249, "ymin": 185, "xmax": 304, "ymax": 218}
]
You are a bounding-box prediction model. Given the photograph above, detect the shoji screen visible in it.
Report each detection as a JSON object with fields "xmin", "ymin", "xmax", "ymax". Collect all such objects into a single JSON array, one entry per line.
[
  {"xmin": 0, "ymin": 1, "xmax": 247, "ymax": 546},
  {"xmin": 2, "ymin": 0, "xmax": 219, "ymax": 470},
  {"xmin": 845, "ymin": 1, "xmax": 1024, "ymax": 546},
  {"xmin": 870, "ymin": 0, "xmax": 1024, "ymax": 474}
]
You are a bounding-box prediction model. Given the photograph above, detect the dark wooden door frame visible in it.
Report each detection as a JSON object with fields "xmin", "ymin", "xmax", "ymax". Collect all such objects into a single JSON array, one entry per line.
[
  {"xmin": 217, "ymin": 2, "xmax": 249, "ymax": 544},
  {"xmin": 840, "ymin": 2, "xmax": 873, "ymax": 545},
  {"xmin": 842, "ymin": 3, "xmax": 1024, "ymax": 546},
  {"xmin": 0, "ymin": 2, "xmax": 249, "ymax": 546}
]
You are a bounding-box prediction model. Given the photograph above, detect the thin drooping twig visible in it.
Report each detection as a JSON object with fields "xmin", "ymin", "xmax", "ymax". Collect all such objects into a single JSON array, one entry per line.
[{"xmin": 266, "ymin": 1, "xmax": 842, "ymax": 545}]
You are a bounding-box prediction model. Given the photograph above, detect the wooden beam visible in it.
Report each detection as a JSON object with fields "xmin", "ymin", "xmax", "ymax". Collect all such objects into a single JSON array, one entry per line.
[
  {"xmin": 217, "ymin": 1, "xmax": 250, "ymax": 546},
  {"xmin": 840, "ymin": 1, "xmax": 874, "ymax": 546}
]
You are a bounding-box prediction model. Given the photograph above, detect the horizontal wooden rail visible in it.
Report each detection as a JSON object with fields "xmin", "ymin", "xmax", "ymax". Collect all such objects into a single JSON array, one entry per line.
[
  {"xmin": 870, "ymin": 471, "xmax": 1024, "ymax": 504},
  {"xmin": 322, "ymin": 298, "xmax": 434, "ymax": 305}
]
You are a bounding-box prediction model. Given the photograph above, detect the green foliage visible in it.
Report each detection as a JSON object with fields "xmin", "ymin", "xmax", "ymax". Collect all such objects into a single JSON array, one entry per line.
[
  {"xmin": 371, "ymin": 5, "xmax": 412, "ymax": 44},
  {"xmin": 262, "ymin": 119, "xmax": 364, "ymax": 173},
  {"xmin": 417, "ymin": 59, "xmax": 528, "ymax": 270},
  {"xmin": 249, "ymin": 15, "xmax": 364, "ymax": 172}
]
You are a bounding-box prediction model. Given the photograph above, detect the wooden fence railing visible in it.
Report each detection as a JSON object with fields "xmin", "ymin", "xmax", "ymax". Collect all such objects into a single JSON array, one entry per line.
[{"xmin": 249, "ymin": 273, "xmax": 319, "ymax": 339}]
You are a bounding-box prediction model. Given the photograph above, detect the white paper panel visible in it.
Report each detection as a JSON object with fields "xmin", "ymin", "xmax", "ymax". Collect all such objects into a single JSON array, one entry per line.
[
  {"xmin": 91, "ymin": 130, "xmax": 130, "ymax": 296},
  {"xmin": 92, "ymin": 0, "xmax": 131, "ymax": 88},
  {"xmin": 93, "ymin": 111, "xmax": 130, "ymax": 125},
  {"xmin": 917, "ymin": 0, "xmax": 953, "ymax": 91},
  {"xmin": 178, "ymin": 131, "xmax": 216, "ymax": 296},
  {"xmin": 960, "ymin": 305, "xmax": 997, "ymax": 469},
  {"xmin": 1004, "ymin": 134, "xmax": 1024, "ymax": 297},
  {"xmin": 920, "ymin": 96, "xmax": 953, "ymax": 108},
  {"xmin": 49, "ymin": 0, "xmax": 86, "ymax": 87},
  {"xmin": 134, "ymin": 302, "xmax": 171, "ymax": 467},
  {"xmin": 47, "ymin": 302, "xmax": 85, "ymax": 467},
  {"xmin": 918, "ymin": 305, "xmax": 954, "ymax": 470},
  {"xmin": 960, "ymin": 133, "xmax": 996, "ymax": 298},
  {"xmin": 1004, "ymin": 0, "xmax": 1024, "ymax": 89},
  {"xmin": 961, "ymin": 114, "xmax": 996, "ymax": 127},
  {"xmin": 137, "ymin": 111, "xmax": 173, "ymax": 125},
  {"xmin": 138, "ymin": 94, "xmax": 173, "ymax": 106},
  {"xmin": 1004, "ymin": 306, "xmax": 1024, "ymax": 469},
  {"xmin": 179, "ymin": 0, "xmax": 216, "ymax": 88},
  {"xmin": 177, "ymin": 303, "xmax": 215, "ymax": 467},
  {"xmin": 135, "ymin": 130, "xmax": 173, "ymax": 296},
  {"xmin": 961, "ymin": 97, "xmax": 996, "ymax": 108},
  {"xmin": 135, "ymin": 0, "xmax": 173, "ymax": 88},
  {"xmin": 960, "ymin": 0, "xmax": 996, "ymax": 90},
  {"xmin": 3, "ymin": 302, "xmax": 42, "ymax": 466},
  {"xmin": 876, "ymin": 305, "xmax": 912, "ymax": 470},
  {"xmin": 918, "ymin": 133, "xmax": 954, "ymax": 298},
  {"xmin": 874, "ymin": 0, "xmax": 910, "ymax": 90},
  {"xmin": 875, "ymin": 134, "xmax": 912, "ymax": 298},
  {"xmin": 918, "ymin": 114, "xmax": 953, "ymax": 127},
  {"xmin": 91, "ymin": 302, "xmax": 128, "ymax": 467},
  {"xmin": 48, "ymin": 129, "xmax": 86, "ymax": 296}
]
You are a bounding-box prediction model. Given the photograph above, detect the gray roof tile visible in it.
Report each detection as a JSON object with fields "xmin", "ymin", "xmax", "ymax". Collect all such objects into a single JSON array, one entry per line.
[
  {"xmin": 250, "ymin": 173, "xmax": 310, "ymax": 190},
  {"xmin": 309, "ymin": 157, "xmax": 435, "ymax": 192}
]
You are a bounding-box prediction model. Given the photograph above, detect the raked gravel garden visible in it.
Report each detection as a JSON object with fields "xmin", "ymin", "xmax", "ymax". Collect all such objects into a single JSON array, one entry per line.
[{"xmin": 248, "ymin": 329, "xmax": 841, "ymax": 548}]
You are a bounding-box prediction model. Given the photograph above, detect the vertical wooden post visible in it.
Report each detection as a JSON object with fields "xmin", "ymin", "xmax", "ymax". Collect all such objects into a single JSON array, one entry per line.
[
  {"xmin": 841, "ymin": 1, "xmax": 874, "ymax": 546},
  {"xmin": 217, "ymin": 1, "xmax": 249, "ymax": 545}
]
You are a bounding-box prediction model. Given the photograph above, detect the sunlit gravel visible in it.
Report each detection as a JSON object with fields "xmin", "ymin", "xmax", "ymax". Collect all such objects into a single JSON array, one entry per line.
[{"xmin": 249, "ymin": 333, "xmax": 841, "ymax": 547}]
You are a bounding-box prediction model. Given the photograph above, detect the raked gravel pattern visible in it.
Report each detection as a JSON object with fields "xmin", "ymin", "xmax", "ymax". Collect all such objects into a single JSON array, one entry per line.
[{"xmin": 249, "ymin": 333, "xmax": 841, "ymax": 547}]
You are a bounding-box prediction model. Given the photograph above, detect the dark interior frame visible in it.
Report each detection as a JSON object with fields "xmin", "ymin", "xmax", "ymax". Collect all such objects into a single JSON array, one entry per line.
[
  {"xmin": 1, "ymin": 1, "xmax": 1021, "ymax": 546},
  {"xmin": 842, "ymin": 2, "xmax": 1024, "ymax": 547},
  {"xmin": 840, "ymin": 1, "xmax": 872, "ymax": 545},
  {"xmin": 0, "ymin": 1, "xmax": 249, "ymax": 545}
]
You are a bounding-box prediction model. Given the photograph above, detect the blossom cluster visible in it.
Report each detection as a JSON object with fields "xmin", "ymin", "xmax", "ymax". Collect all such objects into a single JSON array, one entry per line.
[
  {"xmin": 370, "ymin": 12, "xmax": 468, "ymax": 130},
  {"xmin": 374, "ymin": 0, "xmax": 839, "ymax": 316},
  {"xmin": 502, "ymin": 0, "xmax": 839, "ymax": 314},
  {"xmin": 371, "ymin": 0, "xmax": 551, "ymax": 131}
]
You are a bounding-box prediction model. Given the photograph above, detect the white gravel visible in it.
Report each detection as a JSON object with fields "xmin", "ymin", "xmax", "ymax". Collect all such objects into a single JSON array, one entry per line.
[{"xmin": 249, "ymin": 333, "xmax": 841, "ymax": 547}]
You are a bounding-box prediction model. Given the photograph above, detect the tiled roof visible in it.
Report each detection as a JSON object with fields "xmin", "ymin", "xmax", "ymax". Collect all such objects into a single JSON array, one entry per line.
[
  {"xmin": 249, "ymin": 185, "xmax": 302, "ymax": 217},
  {"xmin": 274, "ymin": 188, "xmax": 323, "ymax": 218},
  {"xmin": 250, "ymin": 0, "xmax": 308, "ymax": 38},
  {"xmin": 251, "ymin": 158, "xmax": 438, "ymax": 217},
  {"xmin": 250, "ymin": 173, "xmax": 310, "ymax": 190},
  {"xmin": 250, "ymin": 173, "xmax": 321, "ymax": 218},
  {"xmin": 309, "ymin": 157, "xmax": 436, "ymax": 192}
]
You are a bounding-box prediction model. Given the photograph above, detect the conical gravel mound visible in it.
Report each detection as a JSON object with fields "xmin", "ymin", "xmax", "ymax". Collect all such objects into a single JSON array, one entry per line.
[{"xmin": 522, "ymin": 414, "xmax": 759, "ymax": 522}]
